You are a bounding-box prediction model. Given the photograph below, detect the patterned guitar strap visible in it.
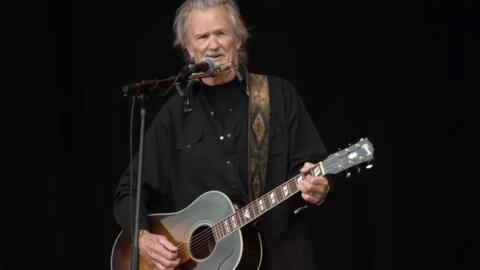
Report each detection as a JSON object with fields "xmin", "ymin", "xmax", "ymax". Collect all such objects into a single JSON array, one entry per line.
[{"xmin": 247, "ymin": 73, "xmax": 270, "ymax": 204}]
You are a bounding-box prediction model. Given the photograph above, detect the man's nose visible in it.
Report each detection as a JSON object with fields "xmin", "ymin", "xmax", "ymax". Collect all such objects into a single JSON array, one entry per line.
[{"xmin": 207, "ymin": 36, "xmax": 220, "ymax": 50}]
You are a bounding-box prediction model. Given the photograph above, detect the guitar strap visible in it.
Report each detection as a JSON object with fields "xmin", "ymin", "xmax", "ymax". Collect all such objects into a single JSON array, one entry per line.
[{"xmin": 247, "ymin": 73, "xmax": 270, "ymax": 202}]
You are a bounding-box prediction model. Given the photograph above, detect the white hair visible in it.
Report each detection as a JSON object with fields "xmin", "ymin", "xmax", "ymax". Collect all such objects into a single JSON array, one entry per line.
[{"xmin": 173, "ymin": 0, "xmax": 250, "ymax": 64}]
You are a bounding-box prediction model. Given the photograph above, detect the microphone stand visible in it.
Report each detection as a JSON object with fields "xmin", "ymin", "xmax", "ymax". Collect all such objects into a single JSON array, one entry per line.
[
  {"xmin": 130, "ymin": 93, "xmax": 147, "ymax": 270},
  {"xmin": 124, "ymin": 62, "xmax": 237, "ymax": 270},
  {"xmin": 127, "ymin": 70, "xmax": 189, "ymax": 270}
]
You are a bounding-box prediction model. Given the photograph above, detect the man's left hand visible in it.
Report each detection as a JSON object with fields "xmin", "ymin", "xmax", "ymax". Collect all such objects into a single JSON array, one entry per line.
[{"xmin": 297, "ymin": 162, "xmax": 330, "ymax": 205}]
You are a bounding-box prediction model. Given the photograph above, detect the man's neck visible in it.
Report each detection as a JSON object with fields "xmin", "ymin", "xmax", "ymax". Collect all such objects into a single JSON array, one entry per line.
[{"xmin": 201, "ymin": 69, "xmax": 236, "ymax": 86}]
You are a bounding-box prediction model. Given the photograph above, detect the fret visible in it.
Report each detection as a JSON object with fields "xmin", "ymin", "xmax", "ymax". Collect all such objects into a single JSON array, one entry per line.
[
  {"xmin": 282, "ymin": 184, "xmax": 289, "ymax": 197},
  {"xmin": 215, "ymin": 224, "xmax": 224, "ymax": 239},
  {"xmin": 216, "ymin": 171, "xmax": 321, "ymax": 241},
  {"xmin": 214, "ymin": 175, "xmax": 308, "ymax": 241},
  {"xmin": 231, "ymin": 215, "xmax": 237, "ymax": 229},
  {"xmin": 269, "ymin": 192, "xmax": 277, "ymax": 205},
  {"xmin": 250, "ymin": 202, "xmax": 258, "ymax": 218},
  {"xmin": 214, "ymin": 178, "xmax": 304, "ymax": 241},
  {"xmin": 216, "ymin": 225, "xmax": 221, "ymax": 240},
  {"xmin": 258, "ymin": 198, "xmax": 265, "ymax": 212},
  {"xmin": 212, "ymin": 225, "xmax": 218, "ymax": 240},
  {"xmin": 237, "ymin": 209, "xmax": 244, "ymax": 226},
  {"xmin": 264, "ymin": 194, "xmax": 272, "ymax": 209},
  {"xmin": 296, "ymin": 174, "xmax": 304, "ymax": 184},
  {"xmin": 319, "ymin": 162, "xmax": 325, "ymax": 175},
  {"xmin": 289, "ymin": 179, "xmax": 297, "ymax": 192},
  {"xmin": 224, "ymin": 220, "xmax": 230, "ymax": 233},
  {"xmin": 273, "ymin": 188, "xmax": 280, "ymax": 202},
  {"xmin": 238, "ymin": 212, "xmax": 242, "ymax": 226},
  {"xmin": 243, "ymin": 208, "xmax": 251, "ymax": 221},
  {"xmin": 311, "ymin": 164, "xmax": 322, "ymax": 177},
  {"xmin": 276, "ymin": 188, "xmax": 284, "ymax": 200},
  {"xmin": 220, "ymin": 222, "xmax": 226, "ymax": 238},
  {"xmin": 287, "ymin": 179, "xmax": 295, "ymax": 193}
]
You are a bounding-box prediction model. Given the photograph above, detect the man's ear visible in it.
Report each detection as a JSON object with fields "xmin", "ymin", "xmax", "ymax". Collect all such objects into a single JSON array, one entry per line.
[
  {"xmin": 183, "ymin": 51, "xmax": 194, "ymax": 64},
  {"xmin": 236, "ymin": 38, "xmax": 241, "ymax": 50},
  {"xmin": 186, "ymin": 43, "xmax": 195, "ymax": 61}
]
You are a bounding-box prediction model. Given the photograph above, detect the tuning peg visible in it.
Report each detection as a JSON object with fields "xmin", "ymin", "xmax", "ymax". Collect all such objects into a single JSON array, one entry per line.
[
  {"xmin": 356, "ymin": 167, "xmax": 361, "ymax": 174},
  {"xmin": 346, "ymin": 172, "xmax": 352, "ymax": 178},
  {"xmin": 366, "ymin": 164, "xmax": 373, "ymax": 170}
]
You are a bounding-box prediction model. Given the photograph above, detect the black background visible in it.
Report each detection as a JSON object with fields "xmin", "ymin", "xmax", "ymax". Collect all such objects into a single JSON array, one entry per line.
[{"xmin": 1, "ymin": 0, "xmax": 478, "ymax": 269}]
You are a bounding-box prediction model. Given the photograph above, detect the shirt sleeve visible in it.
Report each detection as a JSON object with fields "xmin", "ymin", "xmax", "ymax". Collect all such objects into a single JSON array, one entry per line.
[
  {"xmin": 113, "ymin": 110, "xmax": 172, "ymax": 236},
  {"xmin": 284, "ymin": 80, "xmax": 329, "ymax": 176}
]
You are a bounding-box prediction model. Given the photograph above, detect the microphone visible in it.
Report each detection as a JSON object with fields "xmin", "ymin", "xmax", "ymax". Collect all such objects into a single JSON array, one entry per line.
[
  {"xmin": 121, "ymin": 59, "xmax": 221, "ymax": 96},
  {"xmin": 181, "ymin": 58, "xmax": 216, "ymax": 74}
]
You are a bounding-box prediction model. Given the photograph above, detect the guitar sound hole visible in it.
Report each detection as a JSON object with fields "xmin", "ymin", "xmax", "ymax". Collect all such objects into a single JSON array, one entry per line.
[{"xmin": 189, "ymin": 224, "xmax": 216, "ymax": 261}]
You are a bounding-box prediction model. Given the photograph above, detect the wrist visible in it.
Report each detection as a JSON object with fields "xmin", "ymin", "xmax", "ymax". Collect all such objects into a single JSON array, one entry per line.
[
  {"xmin": 138, "ymin": 229, "xmax": 149, "ymax": 239},
  {"xmin": 316, "ymin": 184, "xmax": 331, "ymax": 206}
]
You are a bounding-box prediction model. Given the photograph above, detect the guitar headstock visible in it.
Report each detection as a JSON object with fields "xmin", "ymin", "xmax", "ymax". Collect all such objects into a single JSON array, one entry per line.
[{"xmin": 322, "ymin": 138, "xmax": 374, "ymax": 175}]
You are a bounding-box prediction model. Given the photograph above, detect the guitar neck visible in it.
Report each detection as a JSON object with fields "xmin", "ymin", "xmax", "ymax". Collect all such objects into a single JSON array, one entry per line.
[
  {"xmin": 212, "ymin": 138, "xmax": 375, "ymax": 242},
  {"xmin": 212, "ymin": 162, "xmax": 326, "ymax": 241}
]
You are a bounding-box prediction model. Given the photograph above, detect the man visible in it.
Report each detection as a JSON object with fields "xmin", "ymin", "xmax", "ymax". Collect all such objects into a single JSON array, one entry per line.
[{"xmin": 114, "ymin": 0, "xmax": 331, "ymax": 269}]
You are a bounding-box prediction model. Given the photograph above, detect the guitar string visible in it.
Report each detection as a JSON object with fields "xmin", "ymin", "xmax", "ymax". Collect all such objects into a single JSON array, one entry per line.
[
  {"xmin": 179, "ymin": 162, "xmax": 328, "ymax": 252},
  {"xmin": 179, "ymin": 179, "xmax": 295, "ymax": 247},
  {"xmin": 174, "ymin": 180, "xmax": 302, "ymax": 257},
  {"xmin": 176, "ymin": 198, "xmax": 270, "ymax": 257},
  {"xmin": 175, "ymin": 164, "xmax": 351, "ymax": 257},
  {"xmin": 176, "ymin": 174, "xmax": 332, "ymax": 258},
  {"xmin": 150, "ymin": 152, "xmax": 369, "ymax": 260},
  {"xmin": 173, "ymin": 166, "xmax": 330, "ymax": 256},
  {"xmin": 176, "ymin": 168, "xmax": 346, "ymax": 259},
  {"xmin": 173, "ymin": 161, "xmax": 364, "ymax": 258},
  {"xmin": 183, "ymin": 155, "xmax": 373, "ymax": 256}
]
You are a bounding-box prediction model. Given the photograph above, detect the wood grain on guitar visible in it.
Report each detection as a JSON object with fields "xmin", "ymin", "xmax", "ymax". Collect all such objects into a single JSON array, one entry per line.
[{"xmin": 111, "ymin": 138, "xmax": 374, "ymax": 270}]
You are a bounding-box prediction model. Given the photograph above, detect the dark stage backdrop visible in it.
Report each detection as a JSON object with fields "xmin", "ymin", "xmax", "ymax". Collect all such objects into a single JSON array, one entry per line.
[{"xmin": 1, "ymin": 0, "xmax": 478, "ymax": 269}]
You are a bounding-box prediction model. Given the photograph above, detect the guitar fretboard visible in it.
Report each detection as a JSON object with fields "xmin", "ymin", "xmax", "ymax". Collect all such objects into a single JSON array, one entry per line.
[{"xmin": 212, "ymin": 162, "xmax": 325, "ymax": 241}]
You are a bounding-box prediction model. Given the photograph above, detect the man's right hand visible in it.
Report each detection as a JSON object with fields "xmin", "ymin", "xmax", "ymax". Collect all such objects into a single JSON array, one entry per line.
[{"xmin": 138, "ymin": 230, "xmax": 180, "ymax": 270}]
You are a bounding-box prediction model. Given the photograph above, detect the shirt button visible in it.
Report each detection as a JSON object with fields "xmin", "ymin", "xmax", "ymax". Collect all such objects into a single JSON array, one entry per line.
[
  {"xmin": 219, "ymin": 136, "xmax": 224, "ymax": 140},
  {"xmin": 228, "ymin": 108, "xmax": 233, "ymax": 112},
  {"xmin": 210, "ymin": 111, "xmax": 215, "ymax": 116},
  {"xmin": 226, "ymin": 160, "xmax": 231, "ymax": 165},
  {"xmin": 226, "ymin": 133, "xmax": 231, "ymax": 138}
]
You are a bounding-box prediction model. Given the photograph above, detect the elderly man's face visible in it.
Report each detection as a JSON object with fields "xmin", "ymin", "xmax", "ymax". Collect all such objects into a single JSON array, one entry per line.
[{"xmin": 185, "ymin": 5, "xmax": 241, "ymax": 68}]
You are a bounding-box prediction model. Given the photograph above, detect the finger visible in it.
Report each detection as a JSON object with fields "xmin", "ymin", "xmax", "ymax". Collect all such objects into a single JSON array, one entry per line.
[
  {"xmin": 301, "ymin": 192, "xmax": 316, "ymax": 204},
  {"xmin": 314, "ymin": 175, "xmax": 329, "ymax": 185},
  {"xmin": 304, "ymin": 179, "xmax": 328, "ymax": 197},
  {"xmin": 299, "ymin": 162, "xmax": 315, "ymax": 173},
  {"xmin": 297, "ymin": 181, "xmax": 308, "ymax": 194},
  {"xmin": 153, "ymin": 261, "xmax": 178, "ymax": 270},
  {"xmin": 145, "ymin": 239, "xmax": 177, "ymax": 261},
  {"xmin": 156, "ymin": 246, "xmax": 178, "ymax": 261},
  {"xmin": 301, "ymin": 177, "xmax": 322, "ymax": 193},
  {"xmin": 157, "ymin": 237, "xmax": 178, "ymax": 253},
  {"xmin": 149, "ymin": 235, "xmax": 177, "ymax": 260},
  {"xmin": 148, "ymin": 243, "xmax": 177, "ymax": 262},
  {"xmin": 153, "ymin": 256, "xmax": 180, "ymax": 269}
]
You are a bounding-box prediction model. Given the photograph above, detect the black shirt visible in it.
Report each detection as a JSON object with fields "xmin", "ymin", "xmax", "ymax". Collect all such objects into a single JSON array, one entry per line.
[
  {"xmin": 200, "ymin": 78, "xmax": 249, "ymax": 200},
  {"xmin": 114, "ymin": 74, "xmax": 329, "ymax": 269}
]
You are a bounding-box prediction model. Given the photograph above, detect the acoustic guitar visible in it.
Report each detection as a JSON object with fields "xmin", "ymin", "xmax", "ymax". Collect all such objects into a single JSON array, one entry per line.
[{"xmin": 111, "ymin": 138, "xmax": 374, "ymax": 270}]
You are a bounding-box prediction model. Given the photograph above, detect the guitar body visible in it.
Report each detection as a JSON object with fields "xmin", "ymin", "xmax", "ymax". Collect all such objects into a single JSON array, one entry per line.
[
  {"xmin": 111, "ymin": 191, "xmax": 262, "ymax": 270},
  {"xmin": 111, "ymin": 139, "xmax": 374, "ymax": 270}
]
